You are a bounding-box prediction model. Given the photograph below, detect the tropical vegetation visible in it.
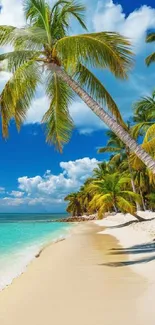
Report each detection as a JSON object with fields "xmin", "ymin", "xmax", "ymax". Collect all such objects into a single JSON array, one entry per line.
[
  {"xmin": 65, "ymin": 93, "xmax": 155, "ymax": 222},
  {"xmin": 146, "ymin": 32, "xmax": 155, "ymax": 66},
  {"xmin": 0, "ymin": 0, "xmax": 155, "ymax": 172}
]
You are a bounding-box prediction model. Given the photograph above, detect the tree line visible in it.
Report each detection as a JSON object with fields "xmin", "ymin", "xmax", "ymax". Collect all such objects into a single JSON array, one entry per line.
[{"xmin": 65, "ymin": 91, "xmax": 155, "ymax": 221}]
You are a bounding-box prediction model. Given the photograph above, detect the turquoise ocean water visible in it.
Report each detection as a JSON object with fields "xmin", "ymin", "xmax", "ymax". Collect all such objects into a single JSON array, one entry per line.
[{"xmin": 0, "ymin": 213, "xmax": 73, "ymax": 291}]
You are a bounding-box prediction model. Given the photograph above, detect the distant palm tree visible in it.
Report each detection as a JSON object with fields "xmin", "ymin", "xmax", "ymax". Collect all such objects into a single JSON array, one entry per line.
[
  {"xmin": 98, "ymin": 130, "xmax": 141, "ymax": 210},
  {"xmin": 146, "ymin": 32, "xmax": 155, "ymax": 66},
  {"xmin": 93, "ymin": 161, "xmax": 113, "ymax": 179},
  {"xmin": 1, "ymin": 0, "xmax": 155, "ymax": 171},
  {"xmin": 64, "ymin": 192, "xmax": 83, "ymax": 217},
  {"xmin": 134, "ymin": 168, "xmax": 148, "ymax": 211},
  {"xmin": 132, "ymin": 91, "xmax": 155, "ymax": 139},
  {"xmin": 130, "ymin": 124, "xmax": 155, "ymax": 178},
  {"xmin": 88, "ymin": 173, "xmax": 144, "ymax": 221}
]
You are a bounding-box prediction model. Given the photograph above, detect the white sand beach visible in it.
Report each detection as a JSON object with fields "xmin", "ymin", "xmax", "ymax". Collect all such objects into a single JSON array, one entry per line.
[{"xmin": 0, "ymin": 213, "xmax": 155, "ymax": 325}]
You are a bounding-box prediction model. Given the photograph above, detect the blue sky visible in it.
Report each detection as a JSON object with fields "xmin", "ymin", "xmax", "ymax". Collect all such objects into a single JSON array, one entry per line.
[{"xmin": 0, "ymin": 0, "xmax": 155, "ymax": 212}]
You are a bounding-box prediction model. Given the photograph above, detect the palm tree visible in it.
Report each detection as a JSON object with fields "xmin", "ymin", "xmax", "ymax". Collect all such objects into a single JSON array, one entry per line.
[
  {"xmin": 132, "ymin": 91, "xmax": 155, "ymax": 139},
  {"xmin": 1, "ymin": 0, "xmax": 155, "ymax": 172},
  {"xmin": 146, "ymin": 32, "xmax": 155, "ymax": 66},
  {"xmin": 88, "ymin": 173, "xmax": 143, "ymax": 221},
  {"xmin": 64, "ymin": 192, "xmax": 83, "ymax": 216},
  {"xmin": 93, "ymin": 161, "xmax": 114, "ymax": 179},
  {"xmin": 130, "ymin": 123, "xmax": 155, "ymax": 172},
  {"xmin": 147, "ymin": 193, "xmax": 155, "ymax": 211},
  {"xmin": 98, "ymin": 130, "xmax": 141, "ymax": 210},
  {"xmin": 134, "ymin": 168, "xmax": 149, "ymax": 211}
]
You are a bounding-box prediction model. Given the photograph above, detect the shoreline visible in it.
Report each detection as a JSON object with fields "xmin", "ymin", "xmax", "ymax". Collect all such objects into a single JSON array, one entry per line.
[
  {"xmin": 0, "ymin": 219, "xmax": 155, "ymax": 324},
  {"xmin": 0, "ymin": 222, "xmax": 76, "ymax": 293}
]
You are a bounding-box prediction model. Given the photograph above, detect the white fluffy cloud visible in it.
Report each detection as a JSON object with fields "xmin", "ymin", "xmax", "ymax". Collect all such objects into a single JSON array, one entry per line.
[
  {"xmin": 0, "ymin": 0, "xmax": 24, "ymax": 27},
  {"xmin": 0, "ymin": 187, "xmax": 5, "ymax": 194},
  {"xmin": 60, "ymin": 158, "xmax": 98, "ymax": 181},
  {"xmin": 0, "ymin": 157, "xmax": 98, "ymax": 210},
  {"xmin": 10, "ymin": 191, "xmax": 24, "ymax": 198},
  {"xmin": 18, "ymin": 157, "xmax": 99, "ymax": 199},
  {"xmin": 0, "ymin": 157, "xmax": 99, "ymax": 210},
  {"xmin": 93, "ymin": 0, "xmax": 155, "ymax": 48},
  {"xmin": 2, "ymin": 197, "xmax": 25, "ymax": 206},
  {"xmin": 25, "ymin": 96, "xmax": 49, "ymax": 124}
]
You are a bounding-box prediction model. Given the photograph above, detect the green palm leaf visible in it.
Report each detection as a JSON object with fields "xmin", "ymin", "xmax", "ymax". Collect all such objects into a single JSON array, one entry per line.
[
  {"xmin": 133, "ymin": 95, "xmax": 155, "ymax": 120},
  {"xmin": 74, "ymin": 63, "xmax": 125, "ymax": 124},
  {"xmin": 109, "ymin": 153, "xmax": 121, "ymax": 164},
  {"xmin": 144, "ymin": 124, "xmax": 155, "ymax": 143},
  {"xmin": 131, "ymin": 122, "xmax": 152, "ymax": 139},
  {"xmin": 13, "ymin": 26, "xmax": 48, "ymax": 50},
  {"xmin": 121, "ymin": 190, "xmax": 141, "ymax": 202},
  {"xmin": 146, "ymin": 52, "xmax": 155, "ymax": 66},
  {"xmin": 23, "ymin": 0, "xmax": 51, "ymax": 43},
  {"xmin": 117, "ymin": 196, "xmax": 136, "ymax": 214},
  {"xmin": 0, "ymin": 25, "xmax": 48, "ymax": 50},
  {"xmin": 146, "ymin": 32, "xmax": 155, "ymax": 43},
  {"xmin": 130, "ymin": 137, "xmax": 155, "ymax": 171},
  {"xmin": 0, "ymin": 25, "xmax": 16, "ymax": 46},
  {"xmin": 42, "ymin": 72, "xmax": 74, "ymax": 151},
  {"xmin": 56, "ymin": 32, "xmax": 133, "ymax": 78},
  {"xmin": 56, "ymin": 1, "xmax": 87, "ymax": 30},
  {"xmin": 0, "ymin": 60, "xmax": 40, "ymax": 136},
  {"xmin": 50, "ymin": 0, "xmax": 87, "ymax": 43},
  {"xmin": 98, "ymin": 147, "xmax": 121, "ymax": 153},
  {"xmin": 145, "ymin": 32, "xmax": 155, "ymax": 66},
  {"xmin": 0, "ymin": 50, "xmax": 40, "ymax": 72}
]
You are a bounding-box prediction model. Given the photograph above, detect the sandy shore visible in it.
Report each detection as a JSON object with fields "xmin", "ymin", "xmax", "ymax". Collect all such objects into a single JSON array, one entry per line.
[{"xmin": 0, "ymin": 216, "xmax": 155, "ymax": 325}]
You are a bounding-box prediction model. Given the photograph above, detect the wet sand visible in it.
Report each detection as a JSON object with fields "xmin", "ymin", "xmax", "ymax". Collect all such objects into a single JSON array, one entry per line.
[{"xmin": 0, "ymin": 222, "xmax": 153, "ymax": 325}]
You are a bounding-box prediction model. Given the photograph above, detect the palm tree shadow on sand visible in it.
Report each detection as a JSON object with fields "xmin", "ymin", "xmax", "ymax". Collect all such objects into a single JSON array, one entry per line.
[
  {"xmin": 100, "ymin": 241, "xmax": 155, "ymax": 267},
  {"xmin": 107, "ymin": 218, "xmax": 154, "ymax": 229}
]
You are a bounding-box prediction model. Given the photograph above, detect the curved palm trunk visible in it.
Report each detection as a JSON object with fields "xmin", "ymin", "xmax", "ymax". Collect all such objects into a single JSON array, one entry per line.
[
  {"xmin": 126, "ymin": 153, "xmax": 141, "ymax": 211},
  {"xmin": 140, "ymin": 188, "xmax": 147, "ymax": 211},
  {"xmin": 133, "ymin": 214, "xmax": 145, "ymax": 222},
  {"xmin": 50, "ymin": 64, "xmax": 155, "ymax": 173}
]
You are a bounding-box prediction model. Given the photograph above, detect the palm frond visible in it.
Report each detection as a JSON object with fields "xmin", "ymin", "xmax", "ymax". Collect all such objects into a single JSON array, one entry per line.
[
  {"xmin": 23, "ymin": 0, "xmax": 51, "ymax": 43},
  {"xmin": 133, "ymin": 95, "xmax": 155, "ymax": 118},
  {"xmin": 129, "ymin": 153, "xmax": 144, "ymax": 171},
  {"xmin": 51, "ymin": 0, "xmax": 87, "ymax": 43},
  {"xmin": 0, "ymin": 25, "xmax": 16, "ymax": 46},
  {"xmin": 144, "ymin": 124, "xmax": 155, "ymax": 143},
  {"xmin": 13, "ymin": 26, "xmax": 48, "ymax": 50},
  {"xmin": 98, "ymin": 146, "xmax": 121, "ymax": 153},
  {"xmin": 121, "ymin": 190, "xmax": 141, "ymax": 203},
  {"xmin": 0, "ymin": 25, "xmax": 48, "ymax": 50},
  {"xmin": 117, "ymin": 196, "xmax": 136, "ymax": 215},
  {"xmin": 146, "ymin": 52, "xmax": 155, "ymax": 66},
  {"xmin": 0, "ymin": 50, "xmax": 40, "ymax": 73},
  {"xmin": 130, "ymin": 138, "xmax": 155, "ymax": 170},
  {"xmin": 146, "ymin": 32, "xmax": 155, "ymax": 43},
  {"xmin": 51, "ymin": 0, "xmax": 69, "ymax": 13},
  {"xmin": 109, "ymin": 153, "xmax": 121, "ymax": 164},
  {"xmin": 131, "ymin": 122, "xmax": 151, "ymax": 139},
  {"xmin": 0, "ymin": 60, "xmax": 40, "ymax": 136},
  {"xmin": 42, "ymin": 72, "xmax": 74, "ymax": 151},
  {"xmin": 142, "ymin": 138, "xmax": 155, "ymax": 155},
  {"xmin": 118, "ymin": 176, "xmax": 131, "ymax": 186},
  {"xmin": 60, "ymin": 1, "xmax": 87, "ymax": 30},
  {"xmin": 74, "ymin": 63, "xmax": 126, "ymax": 125},
  {"xmin": 56, "ymin": 32, "xmax": 134, "ymax": 79}
]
